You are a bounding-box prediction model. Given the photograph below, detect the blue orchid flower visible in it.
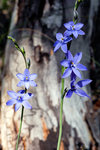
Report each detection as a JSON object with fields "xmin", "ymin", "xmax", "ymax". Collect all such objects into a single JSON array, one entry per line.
[
  {"xmin": 16, "ymin": 68, "xmax": 37, "ymax": 89},
  {"xmin": 54, "ymin": 33, "xmax": 72, "ymax": 53},
  {"xmin": 64, "ymin": 21, "xmax": 85, "ymax": 38},
  {"xmin": 60, "ymin": 50, "xmax": 87, "ymax": 79},
  {"xmin": 66, "ymin": 79, "xmax": 92, "ymax": 98},
  {"xmin": 6, "ymin": 90, "xmax": 34, "ymax": 111}
]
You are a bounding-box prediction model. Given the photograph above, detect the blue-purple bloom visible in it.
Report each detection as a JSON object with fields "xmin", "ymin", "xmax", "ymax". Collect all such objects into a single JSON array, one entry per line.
[
  {"xmin": 16, "ymin": 68, "xmax": 37, "ymax": 89},
  {"xmin": 66, "ymin": 79, "xmax": 92, "ymax": 98},
  {"xmin": 64, "ymin": 21, "xmax": 85, "ymax": 38},
  {"xmin": 6, "ymin": 90, "xmax": 33, "ymax": 111},
  {"xmin": 54, "ymin": 33, "xmax": 72, "ymax": 53},
  {"xmin": 60, "ymin": 50, "xmax": 87, "ymax": 79}
]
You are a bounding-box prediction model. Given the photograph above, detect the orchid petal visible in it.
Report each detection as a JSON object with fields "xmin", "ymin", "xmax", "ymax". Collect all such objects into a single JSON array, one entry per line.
[
  {"xmin": 73, "ymin": 52, "xmax": 82, "ymax": 64},
  {"xmin": 68, "ymin": 21, "xmax": 74, "ymax": 26},
  {"xmin": 71, "ymin": 72, "xmax": 76, "ymax": 81},
  {"xmin": 76, "ymin": 63, "xmax": 87, "ymax": 71},
  {"xmin": 64, "ymin": 23, "xmax": 71, "ymax": 30},
  {"xmin": 62, "ymin": 68, "xmax": 72, "ymax": 78},
  {"xmin": 56, "ymin": 33, "xmax": 63, "ymax": 40},
  {"xmin": 67, "ymin": 50, "xmax": 73, "ymax": 61},
  {"xmin": 24, "ymin": 69, "xmax": 30, "ymax": 76},
  {"xmin": 77, "ymin": 30, "xmax": 85, "ymax": 35},
  {"xmin": 54, "ymin": 42, "xmax": 62, "ymax": 52},
  {"xmin": 72, "ymin": 67, "xmax": 82, "ymax": 78},
  {"xmin": 29, "ymin": 74, "xmax": 37, "ymax": 80},
  {"xmin": 29, "ymin": 81, "xmax": 37, "ymax": 87},
  {"xmin": 61, "ymin": 44, "xmax": 67, "ymax": 53},
  {"xmin": 72, "ymin": 30, "xmax": 78, "ymax": 38},
  {"xmin": 64, "ymin": 30, "xmax": 72, "ymax": 36},
  {"xmin": 17, "ymin": 81, "xmax": 24, "ymax": 87},
  {"xmin": 66, "ymin": 90, "xmax": 73, "ymax": 98},
  {"xmin": 22, "ymin": 101, "xmax": 32, "ymax": 109},
  {"xmin": 23, "ymin": 93, "xmax": 34, "ymax": 100},
  {"xmin": 75, "ymin": 79, "xmax": 92, "ymax": 89},
  {"xmin": 54, "ymin": 40, "xmax": 59, "ymax": 46},
  {"xmin": 16, "ymin": 73, "xmax": 25, "ymax": 80},
  {"xmin": 60, "ymin": 60, "xmax": 69, "ymax": 67},
  {"xmin": 7, "ymin": 91, "xmax": 18, "ymax": 99},
  {"xmin": 18, "ymin": 90, "xmax": 25, "ymax": 94},
  {"xmin": 6, "ymin": 99, "xmax": 17, "ymax": 106},
  {"xmin": 74, "ymin": 23, "xmax": 84, "ymax": 30},
  {"xmin": 70, "ymin": 80, "xmax": 75, "ymax": 88},
  {"xmin": 74, "ymin": 89, "xmax": 91, "ymax": 98},
  {"xmin": 24, "ymin": 82, "xmax": 30, "ymax": 89},
  {"xmin": 15, "ymin": 102, "xmax": 21, "ymax": 111}
]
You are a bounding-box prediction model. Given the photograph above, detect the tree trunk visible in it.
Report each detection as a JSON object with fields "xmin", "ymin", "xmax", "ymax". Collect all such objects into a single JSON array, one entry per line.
[{"xmin": 1, "ymin": 0, "xmax": 100, "ymax": 149}]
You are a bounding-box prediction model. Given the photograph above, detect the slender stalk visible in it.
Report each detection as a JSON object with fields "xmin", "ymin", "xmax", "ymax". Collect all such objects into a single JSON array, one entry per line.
[
  {"xmin": 57, "ymin": 66, "xmax": 65, "ymax": 150},
  {"xmin": 15, "ymin": 45, "xmax": 28, "ymax": 150},
  {"xmin": 16, "ymin": 106, "xmax": 24, "ymax": 150},
  {"xmin": 57, "ymin": 96, "xmax": 63, "ymax": 150},
  {"xmin": 16, "ymin": 88, "xmax": 27, "ymax": 150}
]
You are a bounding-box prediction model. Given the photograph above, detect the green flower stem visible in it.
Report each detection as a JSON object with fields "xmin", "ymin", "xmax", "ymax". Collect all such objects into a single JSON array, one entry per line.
[
  {"xmin": 15, "ymin": 52, "xmax": 28, "ymax": 150},
  {"xmin": 57, "ymin": 66, "xmax": 66, "ymax": 150},
  {"xmin": 16, "ymin": 105, "xmax": 24, "ymax": 150},
  {"xmin": 57, "ymin": 95, "xmax": 63, "ymax": 150},
  {"xmin": 16, "ymin": 88, "xmax": 27, "ymax": 150},
  {"xmin": 57, "ymin": 82, "xmax": 68, "ymax": 150}
]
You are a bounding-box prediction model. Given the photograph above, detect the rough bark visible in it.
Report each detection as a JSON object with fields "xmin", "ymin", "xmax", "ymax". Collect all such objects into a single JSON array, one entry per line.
[{"xmin": 1, "ymin": 0, "xmax": 100, "ymax": 149}]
